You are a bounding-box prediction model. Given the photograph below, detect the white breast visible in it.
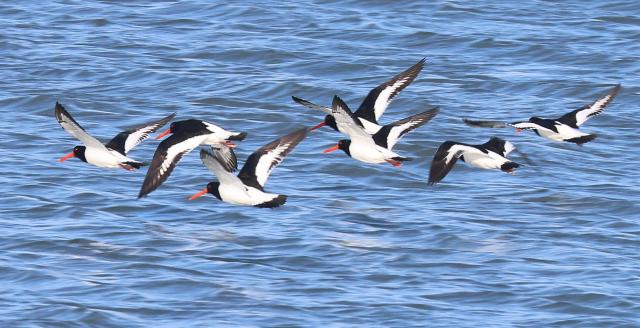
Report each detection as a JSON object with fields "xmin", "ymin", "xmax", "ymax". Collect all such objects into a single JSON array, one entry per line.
[
  {"xmin": 349, "ymin": 142, "xmax": 397, "ymax": 164},
  {"xmin": 84, "ymin": 148, "xmax": 121, "ymax": 168},
  {"xmin": 203, "ymin": 134, "xmax": 226, "ymax": 145},
  {"xmin": 463, "ymin": 151, "xmax": 507, "ymax": 170},
  {"xmin": 219, "ymin": 184, "xmax": 278, "ymax": 206},
  {"xmin": 554, "ymin": 123, "xmax": 590, "ymax": 140}
]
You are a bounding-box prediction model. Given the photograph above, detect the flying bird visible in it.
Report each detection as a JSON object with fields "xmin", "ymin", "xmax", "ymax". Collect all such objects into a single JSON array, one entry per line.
[
  {"xmin": 292, "ymin": 57, "xmax": 426, "ymax": 134},
  {"xmin": 138, "ymin": 119, "xmax": 247, "ymax": 198},
  {"xmin": 55, "ymin": 102, "xmax": 174, "ymax": 170},
  {"xmin": 320, "ymin": 95, "xmax": 439, "ymax": 167},
  {"xmin": 463, "ymin": 84, "xmax": 621, "ymax": 145},
  {"xmin": 189, "ymin": 127, "xmax": 309, "ymax": 208},
  {"xmin": 428, "ymin": 137, "xmax": 521, "ymax": 185}
]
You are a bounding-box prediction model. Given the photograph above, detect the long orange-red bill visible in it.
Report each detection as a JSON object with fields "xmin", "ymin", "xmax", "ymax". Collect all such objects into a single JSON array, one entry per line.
[
  {"xmin": 59, "ymin": 152, "xmax": 75, "ymax": 162},
  {"xmin": 310, "ymin": 121, "xmax": 326, "ymax": 131},
  {"xmin": 155, "ymin": 129, "xmax": 171, "ymax": 140},
  {"xmin": 223, "ymin": 141, "xmax": 237, "ymax": 148},
  {"xmin": 188, "ymin": 188, "xmax": 208, "ymax": 200},
  {"xmin": 323, "ymin": 144, "xmax": 339, "ymax": 153},
  {"xmin": 515, "ymin": 128, "xmax": 522, "ymax": 134}
]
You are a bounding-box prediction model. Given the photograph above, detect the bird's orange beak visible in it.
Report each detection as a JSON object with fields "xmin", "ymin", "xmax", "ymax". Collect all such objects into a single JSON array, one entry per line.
[
  {"xmin": 323, "ymin": 144, "xmax": 340, "ymax": 153},
  {"xmin": 59, "ymin": 152, "xmax": 75, "ymax": 162},
  {"xmin": 223, "ymin": 141, "xmax": 237, "ymax": 148},
  {"xmin": 515, "ymin": 128, "xmax": 522, "ymax": 134},
  {"xmin": 155, "ymin": 129, "xmax": 172, "ymax": 140},
  {"xmin": 310, "ymin": 121, "xmax": 326, "ymax": 131},
  {"xmin": 189, "ymin": 188, "xmax": 208, "ymax": 200}
]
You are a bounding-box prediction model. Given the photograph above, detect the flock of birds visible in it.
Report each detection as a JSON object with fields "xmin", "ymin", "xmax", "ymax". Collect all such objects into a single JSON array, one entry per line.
[{"xmin": 54, "ymin": 58, "xmax": 621, "ymax": 208}]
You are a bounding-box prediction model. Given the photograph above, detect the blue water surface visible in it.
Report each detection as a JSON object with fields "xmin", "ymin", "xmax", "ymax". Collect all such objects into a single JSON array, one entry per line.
[{"xmin": 1, "ymin": 1, "xmax": 639, "ymax": 327}]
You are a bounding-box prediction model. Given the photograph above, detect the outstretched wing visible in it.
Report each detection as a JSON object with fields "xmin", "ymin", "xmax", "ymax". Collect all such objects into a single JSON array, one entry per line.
[
  {"xmin": 428, "ymin": 142, "xmax": 478, "ymax": 185},
  {"xmin": 463, "ymin": 118, "xmax": 509, "ymax": 128},
  {"xmin": 54, "ymin": 102, "xmax": 106, "ymax": 149},
  {"xmin": 557, "ymin": 84, "xmax": 621, "ymax": 128},
  {"xmin": 354, "ymin": 58, "xmax": 426, "ymax": 124},
  {"xmin": 291, "ymin": 96, "xmax": 332, "ymax": 115},
  {"xmin": 238, "ymin": 127, "xmax": 309, "ymax": 190},
  {"xmin": 138, "ymin": 132, "xmax": 207, "ymax": 198},
  {"xmin": 480, "ymin": 137, "xmax": 515, "ymax": 157},
  {"xmin": 373, "ymin": 107, "xmax": 439, "ymax": 149},
  {"xmin": 209, "ymin": 144, "xmax": 238, "ymax": 172},
  {"xmin": 106, "ymin": 113, "xmax": 176, "ymax": 155},
  {"xmin": 200, "ymin": 147, "xmax": 243, "ymax": 186},
  {"xmin": 330, "ymin": 95, "xmax": 370, "ymax": 143},
  {"xmin": 506, "ymin": 121, "xmax": 553, "ymax": 132}
]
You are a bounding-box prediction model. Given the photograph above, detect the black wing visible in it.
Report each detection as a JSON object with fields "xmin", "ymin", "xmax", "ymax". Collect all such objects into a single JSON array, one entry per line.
[
  {"xmin": 138, "ymin": 131, "xmax": 207, "ymax": 198},
  {"xmin": 354, "ymin": 58, "xmax": 426, "ymax": 124},
  {"xmin": 237, "ymin": 127, "xmax": 309, "ymax": 191},
  {"xmin": 557, "ymin": 84, "xmax": 621, "ymax": 128},
  {"xmin": 373, "ymin": 107, "xmax": 439, "ymax": 149},
  {"xmin": 106, "ymin": 113, "xmax": 175, "ymax": 155},
  {"xmin": 428, "ymin": 141, "xmax": 461, "ymax": 186},
  {"xmin": 462, "ymin": 118, "xmax": 509, "ymax": 128}
]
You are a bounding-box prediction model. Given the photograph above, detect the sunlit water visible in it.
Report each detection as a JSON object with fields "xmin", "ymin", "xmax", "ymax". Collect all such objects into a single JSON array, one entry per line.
[{"xmin": 1, "ymin": 1, "xmax": 639, "ymax": 327}]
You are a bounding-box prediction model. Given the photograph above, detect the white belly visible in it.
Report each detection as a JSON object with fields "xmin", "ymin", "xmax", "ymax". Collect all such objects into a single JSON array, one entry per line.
[
  {"xmin": 537, "ymin": 128, "xmax": 565, "ymax": 141},
  {"xmin": 349, "ymin": 141, "xmax": 398, "ymax": 164},
  {"xmin": 554, "ymin": 123, "xmax": 589, "ymax": 140},
  {"xmin": 350, "ymin": 147, "xmax": 387, "ymax": 163},
  {"xmin": 219, "ymin": 184, "xmax": 277, "ymax": 206},
  {"xmin": 85, "ymin": 148, "xmax": 121, "ymax": 168},
  {"xmin": 463, "ymin": 152, "xmax": 506, "ymax": 170},
  {"xmin": 203, "ymin": 134, "xmax": 225, "ymax": 145},
  {"xmin": 538, "ymin": 124, "xmax": 587, "ymax": 142}
]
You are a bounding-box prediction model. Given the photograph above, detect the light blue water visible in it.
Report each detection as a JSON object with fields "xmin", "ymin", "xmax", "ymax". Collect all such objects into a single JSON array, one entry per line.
[{"xmin": 1, "ymin": 1, "xmax": 639, "ymax": 327}]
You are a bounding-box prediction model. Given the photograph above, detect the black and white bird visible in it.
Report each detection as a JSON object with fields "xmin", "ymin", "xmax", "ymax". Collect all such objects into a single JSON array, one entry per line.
[
  {"xmin": 138, "ymin": 119, "xmax": 248, "ymax": 198},
  {"xmin": 463, "ymin": 84, "xmax": 621, "ymax": 145},
  {"xmin": 292, "ymin": 57, "xmax": 426, "ymax": 134},
  {"xmin": 189, "ymin": 127, "xmax": 309, "ymax": 208},
  {"xmin": 55, "ymin": 102, "xmax": 175, "ymax": 170},
  {"xmin": 319, "ymin": 95, "xmax": 439, "ymax": 167},
  {"xmin": 428, "ymin": 137, "xmax": 521, "ymax": 185}
]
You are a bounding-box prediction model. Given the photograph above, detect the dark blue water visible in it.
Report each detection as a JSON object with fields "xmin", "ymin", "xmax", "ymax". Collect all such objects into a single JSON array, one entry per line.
[{"xmin": 2, "ymin": 1, "xmax": 639, "ymax": 327}]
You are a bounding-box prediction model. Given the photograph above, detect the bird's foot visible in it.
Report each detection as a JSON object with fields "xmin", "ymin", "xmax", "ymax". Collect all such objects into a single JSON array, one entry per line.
[
  {"xmin": 119, "ymin": 164, "xmax": 136, "ymax": 171},
  {"xmin": 386, "ymin": 159, "xmax": 402, "ymax": 167}
]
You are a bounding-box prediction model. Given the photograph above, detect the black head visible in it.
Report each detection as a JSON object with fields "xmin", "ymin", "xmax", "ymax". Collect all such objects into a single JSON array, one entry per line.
[
  {"xmin": 73, "ymin": 146, "xmax": 87, "ymax": 162},
  {"xmin": 158, "ymin": 120, "xmax": 207, "ymax": 140},
  {"xmin": 528, "ymin": 117, "xmax": 542, "ymax": 123},
  {"xmin": 325, "ymin": 115, "xmax": 338, "ymax": 131},
  {"xmin": 168, "ymin": 121, "xmax": 177, "ymax": 133},
  {"xmin": 172, "ymin": 119, "xmax": 207, "ymax": 133},
  {"xmin": 323, "ymin": 139, "xmax": 351, "ymax": 156},
  {"xmin": 206, "ymin": 182, "xmax": 222, "ymax": 200},
  {"xmin": 59, "ymin": 145, "xmax": 87, "ymax": 163},
  {"xmin": 337, "ymin": 139, "xmax": 351, "ymax": 155}
]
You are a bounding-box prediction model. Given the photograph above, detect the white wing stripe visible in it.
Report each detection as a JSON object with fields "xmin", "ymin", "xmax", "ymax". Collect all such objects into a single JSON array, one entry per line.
[
  {"xmin": 386, "ymin": 119, "xmax": 422, "ymax": 150},
  {"xmin": 254, "ymin": 143, "xmax": 291, "ymax": 187},
  {"xmin": 446, "ymin": 144, "xmax": 482, "ymax": 163},
  {"xmin": 123, "ymin": 125, "xmax": 157, "ymax": 154},
  {"xmin": 575, "ymin": 93, "xmax": 614, "ymax": 126},
  {"xmin": 372, "ymin": 77, "xmax": 411, "ymax": 120},
  {"xmin": 160, "ymin": 136, "xmax": 206, "ymax": 175},
  {"xmin": 509, "ymin": 122, "xmax": 553, "ymax": 133}
]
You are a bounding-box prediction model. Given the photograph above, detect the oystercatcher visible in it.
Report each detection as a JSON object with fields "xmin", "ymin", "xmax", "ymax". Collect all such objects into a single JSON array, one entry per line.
[
  {"xmin": 55, "ymin": 102, "xmax": 174, "ymax": 170},
  {"xmin": 292, "ymin": 57, "xmax": 426, "ymax": 134},
  {"xmin": 428, "ymin": 137, "xmax": 521, "ymax": 185},
  {"xmin": 320, "ymin": 96, "xmax": 438, "ymax": 167},
  {"xmin": 138, "ymin": 119, "xmax": 247, "ymax": 198},
  {"xmin": 189, "ymin": 127, "xmax": 308, "ymax": 208},
  {"xmin": 463, "ymin": 84, "xmax": 621, "ymax": 145}
]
